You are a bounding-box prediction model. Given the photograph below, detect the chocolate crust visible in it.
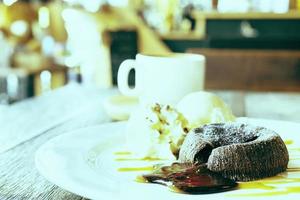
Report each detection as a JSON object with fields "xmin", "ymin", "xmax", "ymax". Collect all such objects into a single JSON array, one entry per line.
[{"xmin": 178, "ymin": 123, "xmax": 289, "ymax": 181}]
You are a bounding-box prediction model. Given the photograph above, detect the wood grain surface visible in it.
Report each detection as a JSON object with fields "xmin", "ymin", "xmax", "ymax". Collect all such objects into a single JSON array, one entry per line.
[{"xmin": 0, "ymin": 110, "xmax": 108, "ymax": 200}]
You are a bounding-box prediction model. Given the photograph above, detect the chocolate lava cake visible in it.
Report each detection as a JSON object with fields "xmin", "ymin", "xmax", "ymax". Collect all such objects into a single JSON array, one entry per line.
[{"xmin": 179, "ymin": 123, "xmax": 289, "ymax": 181}]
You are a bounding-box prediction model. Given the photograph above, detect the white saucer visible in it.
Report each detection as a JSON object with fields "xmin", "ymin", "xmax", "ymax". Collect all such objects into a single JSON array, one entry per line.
[{"xmin": 102, "ymin": 95, "xmax": 139, "ymax": 121}]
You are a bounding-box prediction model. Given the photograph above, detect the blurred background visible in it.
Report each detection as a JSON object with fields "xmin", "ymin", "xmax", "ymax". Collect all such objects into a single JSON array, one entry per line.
[{"xmin": 0, "ymin": 0, "xmax": 300, "ymax": 105}]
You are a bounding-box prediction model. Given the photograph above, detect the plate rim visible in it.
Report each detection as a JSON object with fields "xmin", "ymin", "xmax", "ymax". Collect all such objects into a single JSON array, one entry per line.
[{"xmin": 35, "ymin": 121, "xmax": 126, "ymax": 199}]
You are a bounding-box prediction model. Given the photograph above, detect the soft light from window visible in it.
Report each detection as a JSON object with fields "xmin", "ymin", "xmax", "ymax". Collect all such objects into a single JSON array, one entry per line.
[
  {"xmin": 62, "ymin": 8, "xmax": 108, "ymax": 87},
  {"xmin": 42, "ymin": 36, "xmax": 55, "ymax": 56},
  {"xmin": 38, "ymin": 6, "xmax": 50, "ymax": 29},
  {"xmin": 6, "ymin": 74, "xmax": 18, "ymax": 98},
  {"xmin": 10, "ymin": 20, "xmax": 28, "ymax": 36},
  {"xmin": 40, "ymin": 70, "xmax": 52, "ymax": 93},
  {"xmin": 107, "ymin": 0, "xmax": 128, "ymax": 7},
  {"xmin": 218, "ymin": 0, "xmax": 250, "ymax": 12},
  {"xmin": 63, "ymin": 0, "xmax": 102, "ymax": 12},
  {"xmin": 3, "ymin": 0, "xmax": 18, "ymax": 6}
]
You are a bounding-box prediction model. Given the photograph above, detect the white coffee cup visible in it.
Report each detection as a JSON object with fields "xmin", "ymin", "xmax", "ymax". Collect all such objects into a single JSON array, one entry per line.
[{"xmin": 117, "ymin": 53, "xmax": 205, "ymax": 105}]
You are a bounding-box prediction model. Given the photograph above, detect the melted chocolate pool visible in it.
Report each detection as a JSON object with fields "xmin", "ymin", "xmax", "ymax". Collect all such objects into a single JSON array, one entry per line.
[{"xmin": 140, "ymin": 163, "xmax": 237, "ymax": 194}]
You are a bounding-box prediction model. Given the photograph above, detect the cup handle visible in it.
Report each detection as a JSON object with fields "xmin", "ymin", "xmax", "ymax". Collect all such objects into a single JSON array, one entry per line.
[{"xmin": 117, "ymin": 59, "xmax": 138, "ymax": 96}]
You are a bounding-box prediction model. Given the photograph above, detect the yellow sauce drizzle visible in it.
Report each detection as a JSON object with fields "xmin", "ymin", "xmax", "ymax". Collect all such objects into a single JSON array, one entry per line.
[
  {"xmin": 284, "ymin": 140, "xmax": 294, "ymax": 145},
  {"xmin": 169, "ymin": 185, "xmax": 183, "ymax": 193},
  {"xmin": 115, "ymin": 157, "xmax": 164, "ymax": 162},
  {"xmin": 229, "ymin": 186, "xmax": 300, "ymax": 197},
  {"xmin": 135, "ymin": 175, "xmax": 147, "ymax": 183},
  {"xmin": 227, "ymin": 173, "xmax": 300, "ymax": 197},
  {"xmin": 117, "ymin": 166, "xmax": 154, "ymax": 172},
  {"xmin": 239, "ymin": 182, "xmax": 275, "ymax": 190},
  {"xmin": 114, "ymin": 151, "xmax": 132, "ymax": 156},
  {"xmin": 115, "ymin": 149, "xmax": 300, "ymax": 197},
  {"xmin": 286, "ymin": 168, "xmax": 300, "ymax": 173}
]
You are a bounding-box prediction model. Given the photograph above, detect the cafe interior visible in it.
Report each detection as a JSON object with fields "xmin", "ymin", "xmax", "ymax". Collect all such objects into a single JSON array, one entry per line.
[
  {"xmin": 1, "ymin": 0, "xmax": 300, "ymax": 97},
  {"xmin": 1, "ymin": 0, "xmax": 300, "ymax": 199}
]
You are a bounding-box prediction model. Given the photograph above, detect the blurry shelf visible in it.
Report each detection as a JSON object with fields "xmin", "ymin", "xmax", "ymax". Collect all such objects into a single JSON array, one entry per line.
[
  {"xmin": 0, "ymin": 65, "xmax": 65, "ymax": 77},
  {"xmin": 158, "ymin": 31, "xmax": 204, "ymax": 40},
  {"xmin": 188, "ymin": 48, "xmax": 300, "ymax": 91},
  {"xmin": 160, "ymin": 10, "xmax": 300, "ymax": 41},
  {"xmin": 21, "ymin": 64, "xmax": 67, "ymax": 75},
  {"xmin": 193, "ymin": 10, "xmax": 300, "ymax": 20}
]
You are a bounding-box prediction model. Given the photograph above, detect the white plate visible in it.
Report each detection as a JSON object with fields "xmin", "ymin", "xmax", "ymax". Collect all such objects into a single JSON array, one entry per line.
[{"xmin": 35, "ymin": 118, "xmax": 300, "ymax": 200}]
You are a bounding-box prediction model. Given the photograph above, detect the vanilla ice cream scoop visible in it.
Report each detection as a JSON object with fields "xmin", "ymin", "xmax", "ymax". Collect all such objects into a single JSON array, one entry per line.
[
  {"xmin": 125, "ymin": 104, "xmax": 189, "ymax": 160},
  {"xmin": 177, "ymin": 91, "xmax": 235, "ymax": 129}
]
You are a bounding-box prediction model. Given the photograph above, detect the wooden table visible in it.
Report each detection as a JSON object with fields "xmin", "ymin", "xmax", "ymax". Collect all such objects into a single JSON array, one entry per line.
[{"xmin": 1, "ymin": 87, "xmax": 300, "ymax": 199}]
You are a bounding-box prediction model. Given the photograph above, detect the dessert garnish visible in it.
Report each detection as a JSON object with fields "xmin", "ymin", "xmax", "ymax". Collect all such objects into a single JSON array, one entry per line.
[
  {"xmin": 125, "ymin": 91, "xmax": 235, "ymax": 160},
  {"xmin": 139, "ymin": 163, "xmax": 237, "ymax": 194},
  {"xmin": 126, "ymin": 104, "xmax": 189, "ymax": 160}
]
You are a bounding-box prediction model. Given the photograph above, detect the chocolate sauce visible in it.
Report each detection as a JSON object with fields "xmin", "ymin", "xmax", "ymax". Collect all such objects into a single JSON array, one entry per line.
[{"xmin": 140, "ymin": 163, "xmax": 237, "ymax": 194}]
